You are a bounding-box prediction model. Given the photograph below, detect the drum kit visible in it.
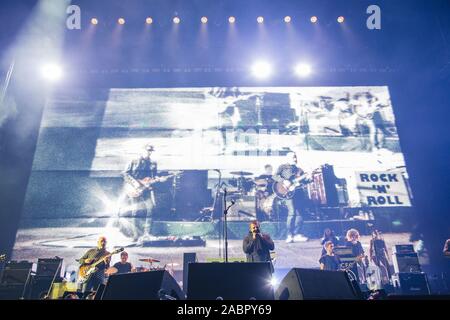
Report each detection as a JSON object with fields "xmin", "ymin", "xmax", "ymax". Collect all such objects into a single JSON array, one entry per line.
[{"xmin": 105, "ymin": 257, "xmax": 178, "ymax": 276}]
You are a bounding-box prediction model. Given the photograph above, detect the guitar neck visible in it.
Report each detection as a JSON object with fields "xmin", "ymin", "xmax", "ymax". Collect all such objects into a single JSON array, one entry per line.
[{"xmin": 91, "ymin": 253, "xmax": 113, "ymax": 267}]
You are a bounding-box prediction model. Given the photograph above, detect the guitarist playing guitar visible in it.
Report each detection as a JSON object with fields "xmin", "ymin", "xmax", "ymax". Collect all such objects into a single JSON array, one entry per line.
[
  {"xmin": 78, "ymin": 236, "xmax": 114, "ymax": 293},
  {"xmin": 273, "ymin": 151, "xmax": 310, "ymax": 243}
]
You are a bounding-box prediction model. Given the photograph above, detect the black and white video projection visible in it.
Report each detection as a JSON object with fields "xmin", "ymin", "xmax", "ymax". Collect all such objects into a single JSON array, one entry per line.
[{"xmin": 12, "ymin": 86, "xmax": 415, "ymax": 272}]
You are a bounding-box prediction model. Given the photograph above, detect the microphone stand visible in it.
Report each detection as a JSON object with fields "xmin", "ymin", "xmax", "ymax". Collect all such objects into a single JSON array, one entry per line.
[
  {"xmin": 222, "ymin": 188, "xmax": 235, "ymax": 263},
  {"xmin": 45, "ymin": 258, "xmax": 63, "ymax": 300}
]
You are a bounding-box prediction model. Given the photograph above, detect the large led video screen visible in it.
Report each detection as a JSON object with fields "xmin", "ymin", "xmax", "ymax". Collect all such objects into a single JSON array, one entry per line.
[{"xmin": 12, "ymin": 86, "xmax": 415, "ymax": 279}]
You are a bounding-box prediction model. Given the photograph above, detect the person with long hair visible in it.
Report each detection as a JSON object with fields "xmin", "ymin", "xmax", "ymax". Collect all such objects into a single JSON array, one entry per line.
[
  {"xmin": 369, "ymin": 230, "xmax": 391, "ymax": 284},
  {"xmin": 345, "ymin": 228, "xmax": 367, "ymax": 283},
  {"xmin": 320, "ymin": 228, "xmax": 339, "ymax": 256}
]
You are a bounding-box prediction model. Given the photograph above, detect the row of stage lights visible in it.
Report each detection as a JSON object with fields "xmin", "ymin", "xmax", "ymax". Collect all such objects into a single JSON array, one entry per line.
[
  {"xmin": 251, "ymin": 61, "xmax": 312, "ymax": 78},
  {"xmin": 90, "ymin": 16, "xmax": 345, "ymax": 25},
  {"xmin": 39, "ymin": 60, "xmax": 312, "ymax": 82}
]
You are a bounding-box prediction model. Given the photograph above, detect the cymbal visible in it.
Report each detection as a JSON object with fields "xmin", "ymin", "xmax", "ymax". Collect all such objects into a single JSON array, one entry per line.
[
  {"xmin": 139, "ymin": 258, "xmax": 160, "ymax": 263},
  {"xmin": 230, "ymin": 171, "xmax": 253, "ymax": 176}
]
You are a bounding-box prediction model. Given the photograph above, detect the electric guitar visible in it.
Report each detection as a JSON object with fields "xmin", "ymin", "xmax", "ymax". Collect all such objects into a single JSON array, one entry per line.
[
  {"xmin": 78, "ymin": 247, "xmax": 124, "ymax": 284},
  {"xmin": 124, "ymin": 171, "xmax": 181, "ymax": 199},
  {"xmin": 272, "ymin": 174, "xmax": 312, "ymax": 199}
]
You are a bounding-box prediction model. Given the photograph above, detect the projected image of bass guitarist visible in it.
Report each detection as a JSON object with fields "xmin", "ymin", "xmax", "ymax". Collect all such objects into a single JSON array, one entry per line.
[
  {"xmin": 121, "ymin": 144, "xmax": 177, "ymax": 243},
  {"xmin": 273, "ymin": 151, "xmax": 311, "ymax": 243}
]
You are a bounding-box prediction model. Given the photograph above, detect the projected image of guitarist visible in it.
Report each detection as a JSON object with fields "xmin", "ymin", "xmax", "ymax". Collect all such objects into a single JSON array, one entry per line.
[
  {"xmin": 274, "ymin": 151, "xmax": 311, "ymax": 243},
  {"xmin": 122, "ymin": 144, "xmax": 175, "ymax": 243}
]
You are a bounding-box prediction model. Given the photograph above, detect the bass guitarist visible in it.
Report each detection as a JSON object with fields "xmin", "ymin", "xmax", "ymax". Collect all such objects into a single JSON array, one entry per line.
[
  {"xmin": 78, "ymin": 236, "xmax": 110, "ymax": 293},
  {"xmin": 273, "ymin": 151, "xmax": 309, "ymax": 243}
]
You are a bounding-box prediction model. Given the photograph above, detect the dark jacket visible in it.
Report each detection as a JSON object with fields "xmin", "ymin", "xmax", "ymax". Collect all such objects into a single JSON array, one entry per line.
[{"xmin": 242, "ymin": 232, "xmax": 275, "ymax": 263}]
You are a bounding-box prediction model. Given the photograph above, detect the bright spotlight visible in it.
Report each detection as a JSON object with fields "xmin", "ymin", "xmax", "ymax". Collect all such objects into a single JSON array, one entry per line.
[
  {"xmin": 270, "ymin": 277, "xmax": 279, "ymax": 287},
  {"xmin": 284, "ymin": 16, "xmax": 291, "ymax": 23},
  {"xmin": 91, "ymin": 18, "xmax": 98, "ymax": 25},
  {"xmin": 40, "ymin": 64, "xmax": 63, "ymax": 82},
  {"xmin": 310, "ymin": 16, "xmax": 318, "ymax": 23},
  {"xmin": 257, "ymin": 16, "xmax": 264, "ymax": 24},
  {"xmin": 337, "ymin": 16, "xmax": 345, "ymax": 23},
  {"xmin": 228, "ymin": 16, "xmax": 236, "ymax": 24},
  {"xmin": 295, "ymin": 63, "xmax": 312, "ymax": 77},
  {"xmin": 118, "ymin": 18, "xmax": 125, "ymax": 25},
  {"xmin": 146, "ymin": 17, "xmax": 153, "ymax": 25},
  {"xmin": 201, "ymin": 16, "xmax": 208, "ymax": 24},
  {"xmin": 251, "ymin": 61, "xmax": 272, "ymax": 79},
  {"xmin": 173, "ymin": 16, "xmax": 181, "ymax": 24}
]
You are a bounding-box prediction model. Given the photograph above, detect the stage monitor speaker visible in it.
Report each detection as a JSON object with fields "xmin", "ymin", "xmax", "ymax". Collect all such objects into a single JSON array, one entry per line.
[
  {"xmin": 183, "ymin": 252, "xmax": 196, "ymax": 293},
  {"xmin": 26, "ymin": 275, "xmax": 54, "ymax": 299},
  {"xmin": 187, "ymin": 262, "xmax": 274, "ymax": 300},
  {"xmin": 391, "ymin": 273, "xmax": 430, "ymax": 295},
  {"xmin": 274, "ymin": 268, "xmax": 361, "ymax": 300},
  {"xmin": 101, "ymin": 270, "xmax": 185, "ymax": 300}
]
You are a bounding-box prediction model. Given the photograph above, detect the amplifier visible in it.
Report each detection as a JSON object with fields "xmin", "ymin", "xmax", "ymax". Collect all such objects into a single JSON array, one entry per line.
[
  {"xmin": 1, "ymin": 261, "xmax": 33, "ymax": 285},
  {"xmin": 4, "ymin": 261, "xmax": 33, "ymax": 270},
  {"xmin": 37, "ymin": 258, "xmax": 63, "ymax": 277},
  {"xmin": 392, "ymin": 273, "xmax": 430, "ymax": 295},
  {"xmin": 393, "ymin": 244, "xmax": 415, "ymax": 254},
  {"xmin": 334, "ymin": 246, "xmax": 354, "ymax": 257},
  {"xmin": 392, "ymin": 252, "xmax": 422, "ymax": 273}
]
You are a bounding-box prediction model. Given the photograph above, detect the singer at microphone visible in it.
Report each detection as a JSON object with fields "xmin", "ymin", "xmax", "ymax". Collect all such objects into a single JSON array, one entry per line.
[{"xmin": 242, "ymin": 220, "xmax": 275, "ymax": 272}]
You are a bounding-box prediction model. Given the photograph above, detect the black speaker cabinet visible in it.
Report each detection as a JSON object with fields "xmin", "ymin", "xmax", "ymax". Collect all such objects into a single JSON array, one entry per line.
[
  {"xmin": 187, "ymin": 262, "xmax": 274, "ymax": 300},
  {"xmin": 274, "ymin": 268, "xmax": 361, "ymax": 300},
  {"xmin": 101, "ymin": 270, "xmax": 185, "ymax": 300},
  {"xmin": 25, "ymin": 275, "xmax": 54, "ymax": 299},
  {"xmin": 0, "ymin": 284, "xmax": 25, "ymax": 299},
  {"xmin": 183, "ymin": 252, "xmax": 196, "ymax": 293},
  {"xmin": 392, "ymin": 273, "xmax": 430, "ymax": 295}
]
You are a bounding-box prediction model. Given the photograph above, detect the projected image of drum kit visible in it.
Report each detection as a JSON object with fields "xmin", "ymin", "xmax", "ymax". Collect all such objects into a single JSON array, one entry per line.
[
  {"xmin": 228, "ymin": 171, "xmax": 255, "ymax": 195},
  {"xmin": 224, "ymin": 171, "xmax": 277, "ymax": 221}
]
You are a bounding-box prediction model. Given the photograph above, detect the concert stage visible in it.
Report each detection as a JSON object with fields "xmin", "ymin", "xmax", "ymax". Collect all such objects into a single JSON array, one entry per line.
[
  {"xmin": 12, "ymin": 228, "xmax": 416, "ymax": 272},
  {"xmin": 1, "ymin": 0, "xmax": 450, "ymax": 303}
]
